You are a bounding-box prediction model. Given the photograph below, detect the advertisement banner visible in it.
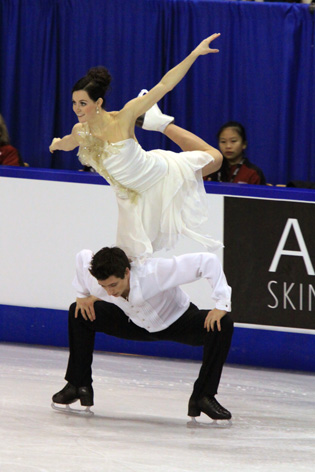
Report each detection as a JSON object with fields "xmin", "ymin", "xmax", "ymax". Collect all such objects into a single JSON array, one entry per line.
[{"xmin": 224, "ymin": 197, "xmax": 315, "ymax": 330}]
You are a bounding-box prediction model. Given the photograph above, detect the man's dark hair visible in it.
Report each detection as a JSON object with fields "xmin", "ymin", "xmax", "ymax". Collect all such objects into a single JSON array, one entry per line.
[{"xmin": 89, "ymin": 247, "xmax": 130, "ymax": 280}]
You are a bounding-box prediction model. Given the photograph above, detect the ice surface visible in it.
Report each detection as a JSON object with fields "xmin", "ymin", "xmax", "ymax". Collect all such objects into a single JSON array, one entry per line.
[{"xmin": 0, "ymin": 343, "xmax": 314, "ymax": 472}]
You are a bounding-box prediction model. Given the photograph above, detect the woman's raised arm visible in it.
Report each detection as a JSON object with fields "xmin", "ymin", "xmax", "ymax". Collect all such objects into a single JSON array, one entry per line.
[{"xmin": 124, "ymin": 33, "xmax": 221, "ymax": 122}]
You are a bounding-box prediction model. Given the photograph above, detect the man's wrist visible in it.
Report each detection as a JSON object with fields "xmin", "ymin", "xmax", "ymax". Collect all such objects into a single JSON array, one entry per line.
[
  {"xmin": 76, "ymin": 293, "xmax": 90, "ymax": 299},
  {"xmin": 216, "ymin": 300, "xmax": 231, "ymax": 312}
]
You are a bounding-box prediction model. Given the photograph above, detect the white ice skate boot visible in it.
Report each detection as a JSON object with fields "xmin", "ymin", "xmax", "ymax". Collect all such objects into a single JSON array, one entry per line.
[{"xmin": 135, "ymin": 89, "xmax": 174, "ymax": 133}]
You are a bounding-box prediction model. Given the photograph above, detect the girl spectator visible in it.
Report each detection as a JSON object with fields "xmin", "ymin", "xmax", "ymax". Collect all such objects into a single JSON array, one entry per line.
[
  {"xmin": 206, "ymin": 121, "xmax": 266, "ymax": 185},
  {"xmin": 0, "ymin": 114, "xmax": 25, "ymax": 166}
]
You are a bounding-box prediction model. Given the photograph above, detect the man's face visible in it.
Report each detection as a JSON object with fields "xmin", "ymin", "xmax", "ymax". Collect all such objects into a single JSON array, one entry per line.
[{"xmin": 98, "ymin": 269, "xmax": 130, "ymax": 299}]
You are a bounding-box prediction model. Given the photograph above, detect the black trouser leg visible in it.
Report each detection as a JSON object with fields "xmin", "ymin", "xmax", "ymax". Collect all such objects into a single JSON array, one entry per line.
[
  {"xmin": 65, "ymin": 301, "xmax": 157, "ymax": 387},
  {"xmin": 65, "ymin": 300, "xmax": 233, "ymax": 400},
  {"xmin": 192, "ymin": 314, "xmax": 234, "ymax": 399},
  {"xmin": 65, "ymin": 303, "xmax": 95, "ymax": 387},
  {"xmin": 156, "ymin": 303, "xmax": 234, "ymax": 399}
]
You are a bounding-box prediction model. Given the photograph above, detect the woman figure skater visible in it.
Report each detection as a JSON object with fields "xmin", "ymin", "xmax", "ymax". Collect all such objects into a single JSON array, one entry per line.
[{"xmin": 49, "ymin": 34, "xmax": 223, "ymax": 259}]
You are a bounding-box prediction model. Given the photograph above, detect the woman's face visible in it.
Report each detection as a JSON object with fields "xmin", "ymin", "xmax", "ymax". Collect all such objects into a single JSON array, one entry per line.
[
  {"xmin": 72, "ymin": 90, "xmax": 98, "ymax": 123},
  {"xmin": 218, "ymin": 127, "xmax": 246, "ymax": 164}
]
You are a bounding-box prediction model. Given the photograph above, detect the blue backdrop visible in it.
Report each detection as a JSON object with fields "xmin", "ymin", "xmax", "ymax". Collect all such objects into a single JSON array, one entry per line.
[{"xmin": 1, "ymin": 0, "xmax": 315, "ymax": 185}]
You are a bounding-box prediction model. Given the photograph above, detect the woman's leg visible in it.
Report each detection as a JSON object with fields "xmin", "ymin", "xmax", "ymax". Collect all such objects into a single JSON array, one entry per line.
[
  {"xmin": 137, "ymin": 94, "xmax": 222, "ymax": 177},
  {"xmin": 164, "ymin": 123, "xmax": 222, "ymax": 177}
]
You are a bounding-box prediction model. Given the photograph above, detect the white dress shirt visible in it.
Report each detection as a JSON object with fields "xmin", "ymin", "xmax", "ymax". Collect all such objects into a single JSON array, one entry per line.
[{"xmin": 73, "ymin": 250, "xmax": 232, "ymax": 333}]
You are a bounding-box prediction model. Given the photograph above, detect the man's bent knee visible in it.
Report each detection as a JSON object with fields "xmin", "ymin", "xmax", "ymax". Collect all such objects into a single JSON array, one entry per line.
[
  {"xmin": 221, "ymin": 314, "xmax": 234, "ymax": 332},
  {"xmin": 69, "ymin": 302, "xmax": 76, "ymax": 316}
]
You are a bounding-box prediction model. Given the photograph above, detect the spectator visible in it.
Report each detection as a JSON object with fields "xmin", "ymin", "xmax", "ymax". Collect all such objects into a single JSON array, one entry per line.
[
  {"xmin": 205, "ymin": 121, "xmax": 266, "ymax": 185},
  {"xmin": 0, "ymin": 114, "xmax": 25, "ymax": 166}
]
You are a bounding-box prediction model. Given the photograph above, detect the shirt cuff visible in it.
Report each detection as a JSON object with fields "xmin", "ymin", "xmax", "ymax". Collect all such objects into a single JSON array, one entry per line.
[
  {"xmin": 76, "ymin": 291, "xmax": 90, "ymax": 298},
  {"xmin": 215, "ymin": 300, "xmax": 231, "ymax": 312}
]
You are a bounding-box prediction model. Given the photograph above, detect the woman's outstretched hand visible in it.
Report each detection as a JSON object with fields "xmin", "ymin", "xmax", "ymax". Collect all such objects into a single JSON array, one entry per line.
[
  {"xmin": 49, "ymin": 138, "xmax": 61, "ymax": 153},
  {"xmin": 195, "ymin": 33, "xmax": 221, "ymax": 56},
  {"xmin": 49, "ymin": 134, "xmax": 78, "ymax": 153}
]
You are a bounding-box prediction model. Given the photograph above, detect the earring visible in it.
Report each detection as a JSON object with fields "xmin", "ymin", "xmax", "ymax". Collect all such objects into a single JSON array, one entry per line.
[{"xmin": 96, "ymin": 107, "xmax": 100, "ymax": 114}]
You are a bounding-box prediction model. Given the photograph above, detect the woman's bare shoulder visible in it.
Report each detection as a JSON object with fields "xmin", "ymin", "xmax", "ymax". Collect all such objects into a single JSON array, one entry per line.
[
  {"xmin": 72, "ymin": 122, "xmax": 85, "ymax": 133},
  {"xmin": 71, "ymin": 123, "xmax": 87, "ymax": 144}
]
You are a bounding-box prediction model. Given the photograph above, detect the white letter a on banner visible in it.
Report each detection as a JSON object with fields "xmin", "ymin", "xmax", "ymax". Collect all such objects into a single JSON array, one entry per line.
[{"xmin": 269, "ymin": 218, "xmax": 315, "ymax": 275}]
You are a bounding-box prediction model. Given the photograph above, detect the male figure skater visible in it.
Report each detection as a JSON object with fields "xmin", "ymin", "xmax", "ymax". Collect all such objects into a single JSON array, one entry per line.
[{"xmin": 52, "ymin": 247, "xmax": 234, "ymax": 421}]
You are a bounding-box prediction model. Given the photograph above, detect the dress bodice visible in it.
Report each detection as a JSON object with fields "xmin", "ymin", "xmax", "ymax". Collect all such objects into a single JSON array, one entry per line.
[
  {"xmin": 76, "ymin": 125, "xmax": 167, "ymax": 200},
  {"xmin": 74, "ymin": 122, "xmax": 222, "ymax": 259}
]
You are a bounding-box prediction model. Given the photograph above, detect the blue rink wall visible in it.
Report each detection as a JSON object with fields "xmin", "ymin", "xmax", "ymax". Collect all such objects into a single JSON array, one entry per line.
[
  {"xmin": 0, "ymin": 304, "xmax": 314, "ymax": 373},
  {"xmin": 0, "ymin": 166, "xmax": 314, "ymax": 373}
]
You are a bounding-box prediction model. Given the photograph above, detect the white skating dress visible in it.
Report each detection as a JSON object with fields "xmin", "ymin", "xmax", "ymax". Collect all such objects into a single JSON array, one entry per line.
[{"xmin": 77, "ymin": 124, "xmax": 222, "ymax": 259}]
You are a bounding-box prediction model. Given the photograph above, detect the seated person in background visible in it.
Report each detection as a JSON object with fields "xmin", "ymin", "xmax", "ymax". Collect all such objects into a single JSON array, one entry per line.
[
  {"xmin": 0, "ymin": 114, "xmax": 25, "ymax": 166},
  {"xmin": 205, "ymin": 121, "xmax": 266, "ymax": 185}
]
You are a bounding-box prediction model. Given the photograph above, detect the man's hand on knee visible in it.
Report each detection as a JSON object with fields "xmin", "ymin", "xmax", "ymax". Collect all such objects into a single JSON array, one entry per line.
[
  {"xmin": 204, "ymin": 308, "xmax": 227, "ymax": 332},
  {"xmin": 75, "ymin": 296, "xmax": 100, "ymax": 321}
]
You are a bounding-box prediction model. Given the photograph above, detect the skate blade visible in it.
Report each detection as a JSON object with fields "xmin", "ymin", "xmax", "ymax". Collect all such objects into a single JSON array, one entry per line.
[
  {"xmin": 51, "ymin": 402, "xmax": 94, "ymax": 416},
  {"xmin": 187, "ymin": 417, "xmax": 232, "ymax": 429}
]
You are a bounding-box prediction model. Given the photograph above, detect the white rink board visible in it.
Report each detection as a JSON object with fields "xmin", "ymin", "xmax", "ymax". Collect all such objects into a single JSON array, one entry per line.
[{"xmin": 0, "ymin": 176, "xmax": 224, "ymax": 310}]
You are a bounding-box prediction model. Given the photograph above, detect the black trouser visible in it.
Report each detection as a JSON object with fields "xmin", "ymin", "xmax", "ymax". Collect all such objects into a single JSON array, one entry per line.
[{"xmin": 65, "ymin": 301, "xmax": 234, "ymax": 400}]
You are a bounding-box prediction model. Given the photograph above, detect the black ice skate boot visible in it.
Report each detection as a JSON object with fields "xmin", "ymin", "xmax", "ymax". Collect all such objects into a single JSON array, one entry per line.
[
  {"xmin": 52, "ymin": 383, "xmax": 94, "ymax": 414},
  {"xmin": 52, "ymin": 382, "xmax": 79, "ymax": 405},
  {"xmin": 188, "ymin": 395, "xmax": 232, "ymax": 421},
  {"xmin": 77, "ymin": 385, "xmax": 94, "ymax": 407}
]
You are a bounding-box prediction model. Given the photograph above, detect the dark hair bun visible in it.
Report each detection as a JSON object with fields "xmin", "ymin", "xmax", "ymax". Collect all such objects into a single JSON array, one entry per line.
[
  {"xmin": 72, "ymin": 66, "xmax": 112, "ymax": 103},
  {"xmin": 87, "ymin": 67, "xmax": 112, "ymax": 89}
]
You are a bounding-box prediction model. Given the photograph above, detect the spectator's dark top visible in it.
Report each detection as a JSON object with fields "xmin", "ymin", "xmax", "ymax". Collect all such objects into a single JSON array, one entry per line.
[
  {"xmin": 208, "ymin": 157, "xmax": 266, "ymax": 185},
  {"xmin": 0, "ymin": 144, "xmax": 24, "ymax": 166}
]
